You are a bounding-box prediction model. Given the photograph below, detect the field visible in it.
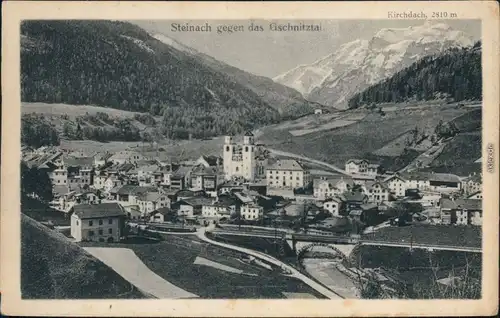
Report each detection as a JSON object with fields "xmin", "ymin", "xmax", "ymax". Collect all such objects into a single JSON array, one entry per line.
[
  {"xmin": 21, "ymin": 215, "xmax": 145, "ymax": 299},
  {"xmin": 426, "ymin": 132, "xmax": 482, "ymax": 176},
  {"xmin": 22, "ymin": 102, "xmax": 152, "ymax": 120},
  {"xmin": 79, "ymin": 235, "xmax": 324, "ymax": 299},
  {"xmin": 258, "ymin": 104, "xmax": 469, "ymax": 169},
  {"xmin": 59, "ymin": 135, "xmax": 225, "ymax": 161},
  {"xmin": 362, "ymin": 224, "xmax": 482, "ymax": 248}
]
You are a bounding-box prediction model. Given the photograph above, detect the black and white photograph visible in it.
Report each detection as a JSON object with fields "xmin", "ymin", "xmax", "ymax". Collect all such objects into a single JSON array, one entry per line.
[{"xmin": 2, "ymin": 1, "xmax": 499, "ymax": 317}]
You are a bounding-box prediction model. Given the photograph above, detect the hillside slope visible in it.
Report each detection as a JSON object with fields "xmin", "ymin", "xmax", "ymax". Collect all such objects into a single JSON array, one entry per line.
[
  {"xmin": 21, "ymin": 20, "xmax": 280, "ymax": 138},
  {"xmin": 348, "ymin": 42, "xmax": 481, "ymax": 108},
  {"xmin": 21, "ymin": 214, "xmax": 145, "ymax": 299},
  {"xmin": 274, "ymin": 21, "xmax": 474, "ymax": 109},
  {"xmin": 153, "ymin": 33, "xmax": 316, "ymax": 118}
]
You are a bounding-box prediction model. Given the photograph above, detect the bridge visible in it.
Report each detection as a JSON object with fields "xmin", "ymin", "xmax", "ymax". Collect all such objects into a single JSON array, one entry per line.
[{"xmin": 209, "ymin": 227, "xmax": 482, "ymax": 254}]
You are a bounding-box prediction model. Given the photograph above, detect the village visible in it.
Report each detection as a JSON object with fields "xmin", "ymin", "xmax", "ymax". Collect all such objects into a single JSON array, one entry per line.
[{"xmin": 21, "ymin": 130, "xmax": 483, "ymax": 244}]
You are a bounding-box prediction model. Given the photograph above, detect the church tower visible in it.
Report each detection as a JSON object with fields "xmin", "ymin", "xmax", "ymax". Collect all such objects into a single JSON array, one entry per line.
[
  {"xmin": 223, "ymin": 135, "xmax": 233, "ymax": 180},
  {"xmin": 242, "ymin": 131, "xmax": 256, "ymax": 181}
]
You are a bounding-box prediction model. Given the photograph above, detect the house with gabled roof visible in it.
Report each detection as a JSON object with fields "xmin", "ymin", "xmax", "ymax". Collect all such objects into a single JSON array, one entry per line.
[
  {"xmin": 462, "ymin": 173, "xmax": 482, "ymax": 196},
  {"xmin": 108, "ymin": 150, "xmax": 145, "ymax": 165},
  {"xmin": 345, "ymin": 159, "xmax": 369, "ymax": 174},
  {"xmin": 196, "ymin": 155, "xmax": 222, "ymax": 168},
  {"xmin": 322, "ymin": 196, "xmax": 345, "ymax": 217},
  {"xmin": 93, "ymin": 152, "xmax": 113, "ymax": 169},
  {"xmin": 190, "ymin": 164, "xmax": 220, "ymax": 193},
  {"xmin": 149, "ymin": 207, "xmax": 174, "ymax": 223},
  {"xmin": 383, "ymin": 174, "xmax": 407, "ymax": 197},
  {"xmin": 170, "ymin": 166, "xmax": 192, "ymax": 190},
  {"xmin": 401, "ymin": 171, "xmax": 462, "ymax": 193},
  {"xmin": 69, "ymin": 202, "xmax": 126, "ymax": 242},
  {"xmin": 103, "ymin": 175, "xmax": 127, "ymax": 193},
  {"xmin": 467, "ymin": 191, "xmax": 482, "ymax": 200},
  {"xmin": 64, "ymin": 156, "xmax": 94, "ymax": 190},
  {"xmin": 313, "ymin": 176, "xmax": 354, "ymax": 200},
  {"xmin": 439, "ymin": 198, "xmax": 482, "ymax": 226},
  {"xmin": 136, "ymin": 191, "xmax": 170, "ymax": 215},
  {"xmin": 172, "ymin": 197, "xmax": 214, "ymax": 217},
  {"xmin": 362, "ymin": 181, "xmax": 390, "ymax": 204}
]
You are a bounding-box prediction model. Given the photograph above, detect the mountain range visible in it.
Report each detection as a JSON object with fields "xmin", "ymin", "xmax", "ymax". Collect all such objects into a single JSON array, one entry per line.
[
  {"xmin": 151, "ymin": 33, "xmax": 318, "ymax": 118},
  {"xmin": 274, "ymin": 21, "xmax": 475, "ymax": 109},
  {"xmin": 20, "ymin": 20, "xmax": 314, "ymax": 140}
]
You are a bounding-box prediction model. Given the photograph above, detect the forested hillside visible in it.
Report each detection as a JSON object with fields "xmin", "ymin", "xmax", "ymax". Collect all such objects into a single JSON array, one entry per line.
[
  {"xmin": 152, "ymin": 34, "xmax": 316, "ymax": 119},
  {"xmin": 348, "ymin": 42, "xmax": 481, "ymax": 109},
  {"xmin": 21, "ymin": 20, "xmax": 284, "ymax": 139}
]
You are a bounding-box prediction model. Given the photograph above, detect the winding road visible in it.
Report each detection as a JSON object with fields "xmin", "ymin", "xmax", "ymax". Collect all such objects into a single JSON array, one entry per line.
[{"xmin": 195, "ymin": 227, "xmax": 344, "ymax": 299}]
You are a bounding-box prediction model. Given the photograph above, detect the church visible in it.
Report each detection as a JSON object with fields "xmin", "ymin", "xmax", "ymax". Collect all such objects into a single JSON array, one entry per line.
[{"xmin": 223, "ymin": 132, "xmax": 257, "ymax": 181}]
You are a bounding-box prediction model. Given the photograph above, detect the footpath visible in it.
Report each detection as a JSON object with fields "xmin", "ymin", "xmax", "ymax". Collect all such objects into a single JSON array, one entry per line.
[{"xmin": 84, "ymin": 247, "xmax": 198, "ymax": 299}]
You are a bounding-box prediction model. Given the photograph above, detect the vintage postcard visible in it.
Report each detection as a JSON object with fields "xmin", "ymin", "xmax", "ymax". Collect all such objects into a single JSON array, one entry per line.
[{"xmin": 1, "ymin": 1, "xmax": 499, "ymax": 317}]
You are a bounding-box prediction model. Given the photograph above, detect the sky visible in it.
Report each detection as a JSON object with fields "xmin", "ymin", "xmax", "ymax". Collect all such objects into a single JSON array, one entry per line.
[{"xmin": 131, "ymin": 19, "xmax": 481, "ymax": 78}]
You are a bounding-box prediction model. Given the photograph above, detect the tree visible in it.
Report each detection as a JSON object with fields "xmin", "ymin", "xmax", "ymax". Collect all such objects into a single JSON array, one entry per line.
[
  {"xmin": 21, "ymin": 162, "xmax": 53, "ymax": 203},
  {"xmin": 386, "ymin": 201, "xmax": 422, "ymax": 225}
]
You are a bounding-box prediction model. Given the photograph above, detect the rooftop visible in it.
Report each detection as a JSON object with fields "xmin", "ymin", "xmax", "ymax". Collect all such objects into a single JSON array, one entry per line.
[
  {"xmin": 340, "ymin": 192, "xmax": 368, "ymax": 202},
  {"xmin": 191, "ymin": 165, "xmax": 218, "ymax": 176},
  {"xmin": 94, "ymin": 152, "xmax": 113, "ymax": 161},
  {"xmin": 151, "ymin": 207, "xmax": 171, "ymax": 216},
  {"xmin": 346, "ymin": 159, "xmax": 368, "ymax": 165},
  {"xmin": 401, "ymin": 171, "xmax": 461, "ymax": 183},
  {"xmin": 267, "ymin": 159, "xmax": 305, "ymax": 171},
  {"xmin": 199, "ymin": 155, "xmax": 222, "ymax": 167},
  {"xmin": 72, "ymin": 203, "xmax": 126, "ymax": 219},
  {"xmin": 138, "ymin": 191, "xmax": 163, "ymax": 202},
  {"xmin": 115, "ymin": 185, "xmax": 158, "ymax": 196},
  {"xmin": 180, "ymin": 197, "xmax": 214, "ymax": 207},
  {"xmin": 63, "ymin": 156, "xmax": 94, "ymax": 168},
  {"xmin": 440, "ymin": 198, "xmax": 482, "ymax": 211},
  {"xmin": 109, "ymin": 151, "xmax": 142, "ymax": 161},
  {"xmin": 364, "ymin": 181, "xmax": 389, "ymax": 190},
  {"xmin": 313, "ymin": 176, "xmax": 354, "ymax": 188},
  {"xmin": 172, "ymin": 166, "xmax": 192, "ymax": 178}
]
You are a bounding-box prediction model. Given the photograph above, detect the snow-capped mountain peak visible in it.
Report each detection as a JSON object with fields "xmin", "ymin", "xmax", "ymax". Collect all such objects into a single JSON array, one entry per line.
[{"xmin": 274, "ymin": 21, "xmax": 475, "ymax": 108}]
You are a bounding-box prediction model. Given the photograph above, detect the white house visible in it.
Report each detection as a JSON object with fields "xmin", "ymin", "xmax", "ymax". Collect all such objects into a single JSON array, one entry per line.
[
  {"xmin": 196, "ymin": 155, "xmax": 222, "ymax": 168},
  {"xmin": 363, "ymin": 181, "xmax": 390, "ymax": 204},
  {"xmin": 109, "ymin": 151, "xmax": 145, "ymax": 165},
  {"xmin": 323, "ymin": 197, "xmax": 344, "ymax": 217},
  {"xmin": 93, "ymin": 152, "xmax": 112, "ymax": 169},
  {"xmin": 201, "ymin": 203, "xmax": 235, "ymax": 219},
  {"xmin": 439, "ymin": 198, "xmax": 482, "ymax": 226},
  {"xmin": 345, "ymin": 159, "xmax": 369, "ymax": 174},
  {"xmin": 402, "ymin": 172, "xmax": 462, "ymax": 193},
  {"xmin": 93, "ymin": 173, "xmax": 108, "ymax": 190},
  {"xmin": 240, "ymin": 204, "xmax": 264, "ymax": 221},
  {"xmin": 104, "ymin": 176, "xmax": 126, "ymax": 193},
  {"xmin": 149, "ymin": 207, "xmax": 172, "ymax": 223},
  {"xmin": 383, "ymin": 174, "xmax": 407, "ymax": 197},
  {"xmin": 266, "ymin": 159, "xmax": 310, "ymax": 189},
  {"xmin": 136, "ymin": 192, "xmax": 170, "ymax": 215},
  {"xmin": 314, "ymin": 109, "xmax": 323, "ymax": 115},
  {"xmin": 462, "ymin": 174, "xmax": 482, "ymax": 196},
  {"xmin": 70, "ymin": 203, "xmax": 126, "ymax": 243},
  {"xmin": 313, "ymin": 176, "xmax": 354, "ymax": 199}
]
